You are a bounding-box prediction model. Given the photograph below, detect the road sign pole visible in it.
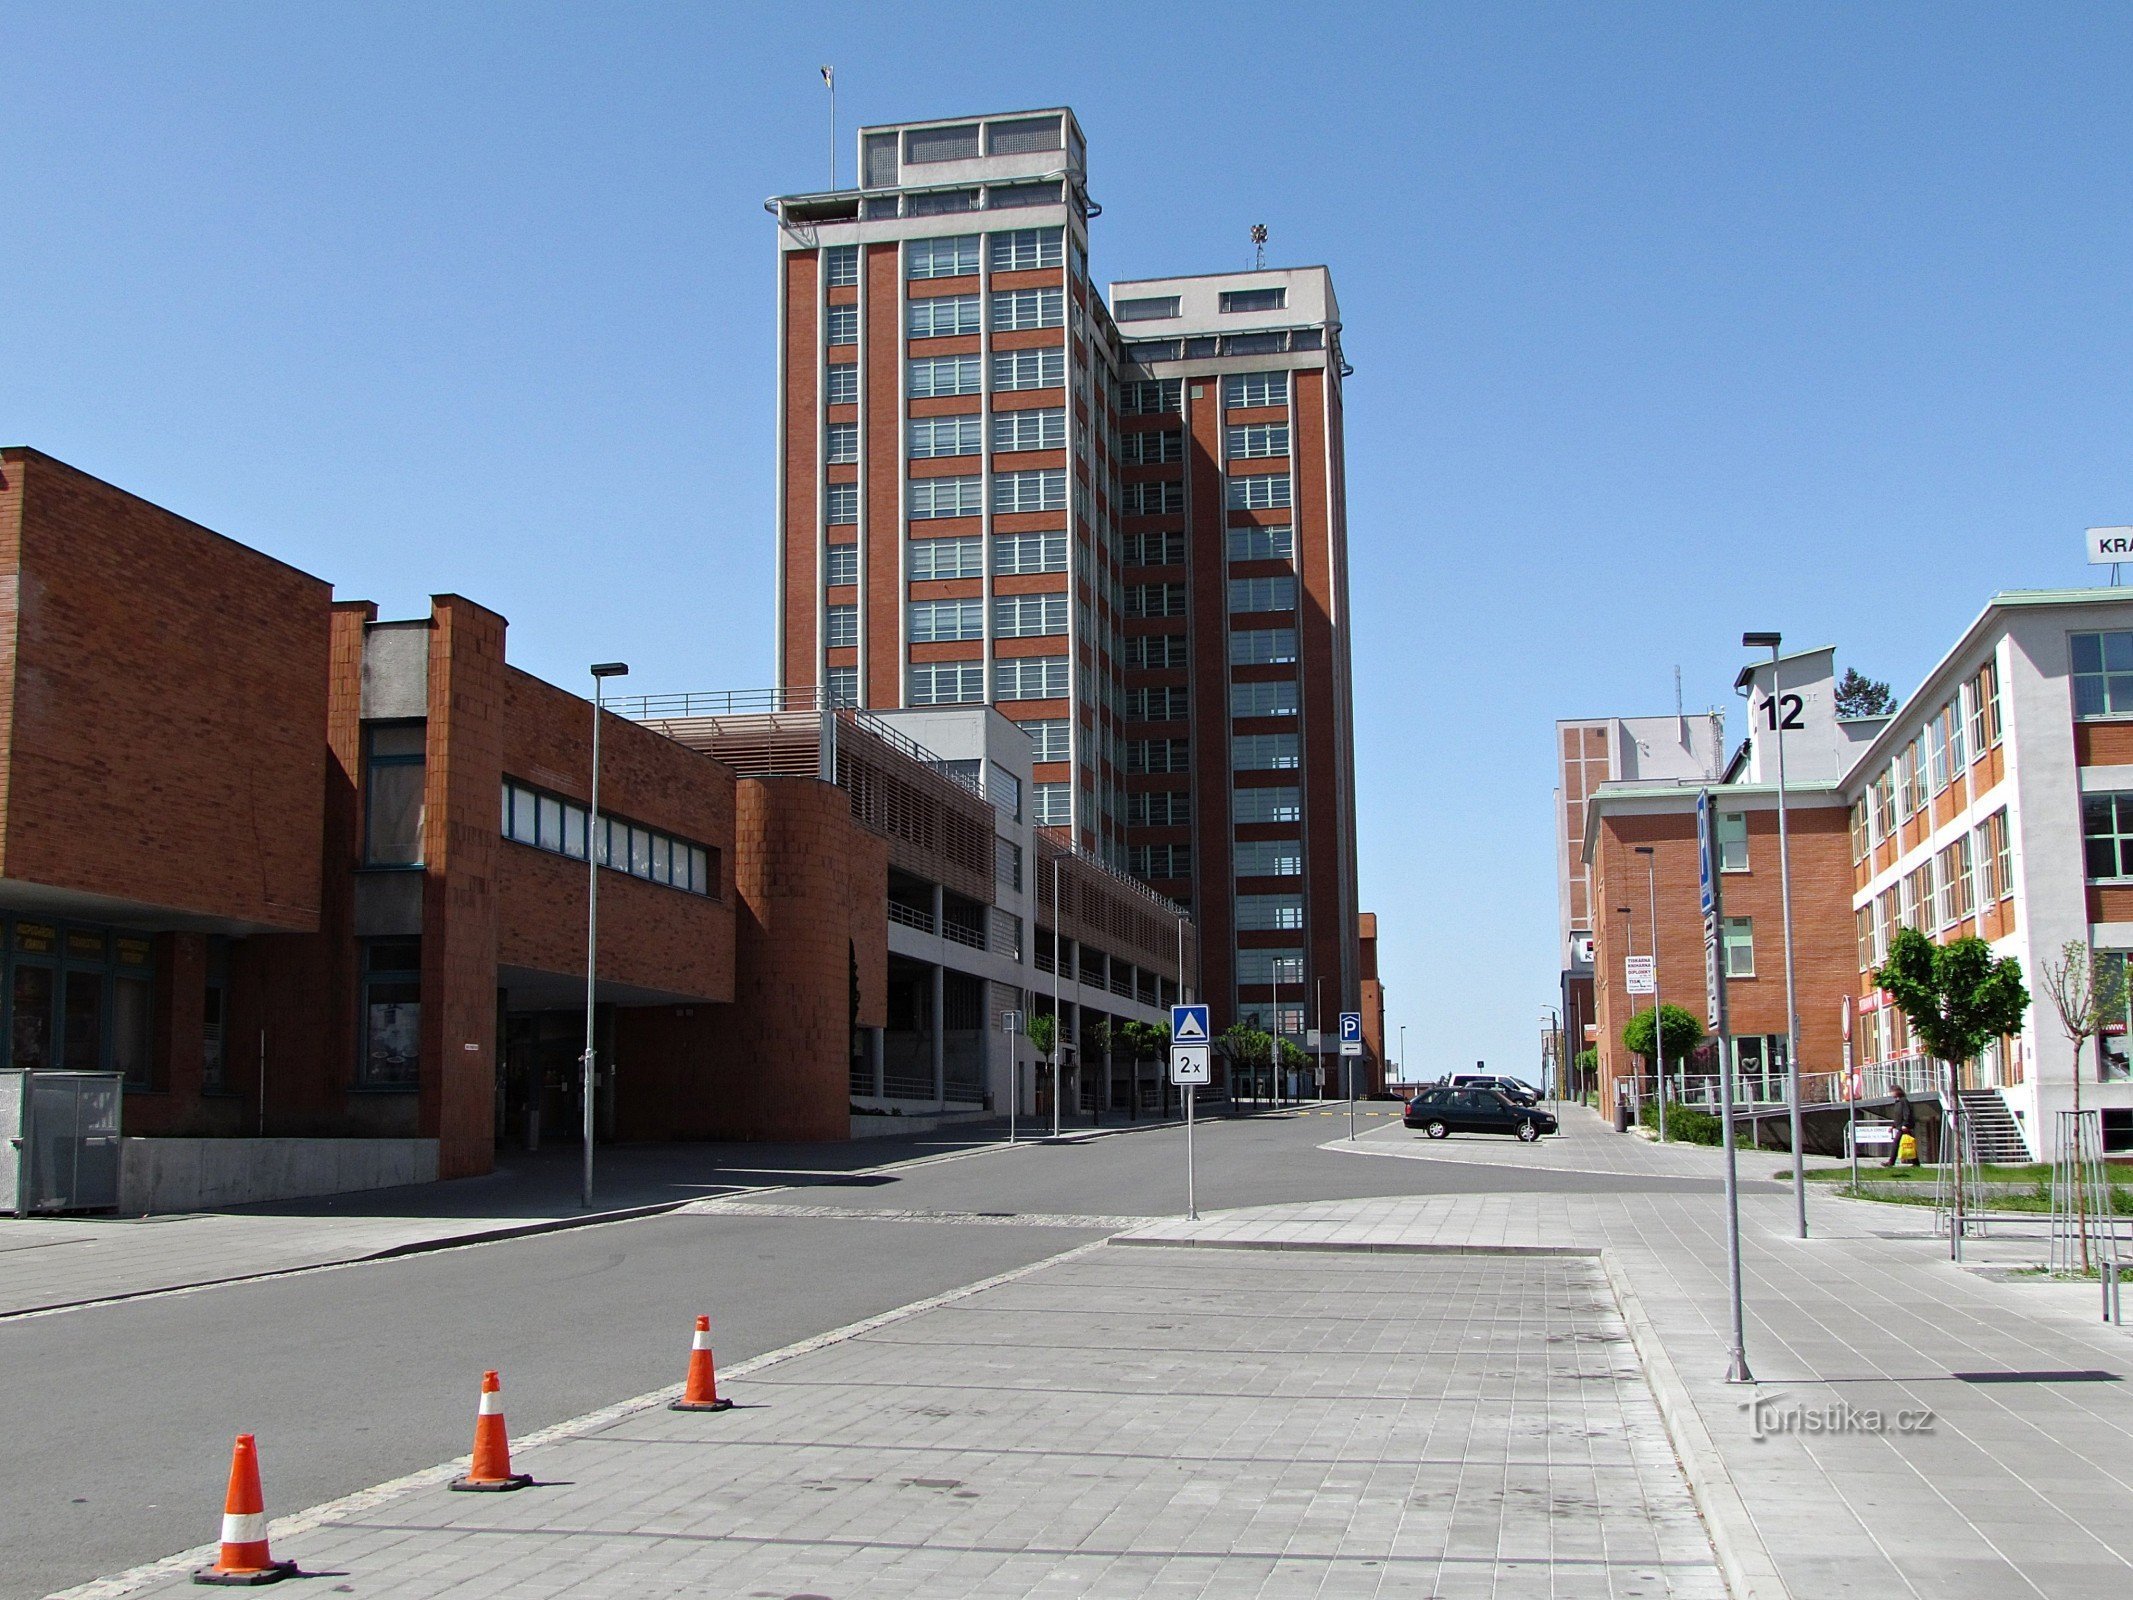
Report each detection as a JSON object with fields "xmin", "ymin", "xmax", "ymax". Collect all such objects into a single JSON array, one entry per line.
[
  {"xmin": 1348, "ymin": 1052, "xmax": 1356, "ymax": 1141},
  {"xmin": 1701, "ymin": 789, "xmax": 1753, "ymax": 1384},
  {"xmin": 1186, "ymin": 1083, "xmax": 1197, "ymax": 1219}
]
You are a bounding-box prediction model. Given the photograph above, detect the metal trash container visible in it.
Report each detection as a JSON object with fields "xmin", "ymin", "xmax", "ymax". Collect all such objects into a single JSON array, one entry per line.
[
  {"xmin": 1614, "ymin": 1091, "xmax": 1633, "ymax": 1134},
  {"xmin": 1, "ymin": 1070, "xmax": 124, "ymax": 1215}
]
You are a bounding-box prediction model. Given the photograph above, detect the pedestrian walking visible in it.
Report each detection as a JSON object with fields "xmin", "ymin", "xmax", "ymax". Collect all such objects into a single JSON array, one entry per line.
[{"xmin": 1884, "ymin": 1086, "xmax": 1920, "ymax": 1167}]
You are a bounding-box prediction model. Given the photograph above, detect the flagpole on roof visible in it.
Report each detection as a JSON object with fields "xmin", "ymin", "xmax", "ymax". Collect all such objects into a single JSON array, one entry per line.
[{"xmin": 820, "ymin": 66, "xmax": 836, "ymax": 189}]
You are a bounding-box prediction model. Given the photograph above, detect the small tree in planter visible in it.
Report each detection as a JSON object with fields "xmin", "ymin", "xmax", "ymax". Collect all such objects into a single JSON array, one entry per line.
[
  {"xmin": 1117, "ymin": 1019, "xmax": 1169, "ymax": 1117},
  {"xmin": 1084, "ymin": 1019, "xmax": 1113, "ymax": 1122},
  {"xmin": 1024, "ymin": 1012, "xmax": 1058, "ymax": 1115},
  {"xmin": 1220, "ymin": 1023, "xmax": 1273, "ymax": 1103},
  {"xmin": 1622, "ymin": 1003, "xmax": 1707, "ymax": 1138},
  {"xmin": 2039, "ymin": 940, "xmax": 2125, "ymax": 1269},
  {"xmin": 1873, "ymin": 929, "xmax": 2030, "ymax": 1256}
]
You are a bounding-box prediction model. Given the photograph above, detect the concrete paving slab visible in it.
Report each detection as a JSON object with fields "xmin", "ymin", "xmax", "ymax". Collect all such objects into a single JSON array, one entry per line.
[{"xmin": 83, "ymin": 1242, "xmax": 1724, "ymax": 1600}]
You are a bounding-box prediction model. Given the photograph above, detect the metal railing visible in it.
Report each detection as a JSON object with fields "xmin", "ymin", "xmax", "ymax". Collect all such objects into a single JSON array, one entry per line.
[
  {"xmin": 942, "ymin": 919, "xmax": 987, "ymax": 951},
  {"xmin": 886, "ymin": 901, "xmax": 935, "ymax": 935}
]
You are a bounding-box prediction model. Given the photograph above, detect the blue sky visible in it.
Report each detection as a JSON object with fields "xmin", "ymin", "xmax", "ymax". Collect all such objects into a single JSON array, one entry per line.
[{"xmin": 4, "ymin": 3, "xmax": 2130, "ymax": 1078}]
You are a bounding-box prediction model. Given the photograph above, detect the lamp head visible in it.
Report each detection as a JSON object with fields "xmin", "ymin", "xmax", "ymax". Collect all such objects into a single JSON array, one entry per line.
[
  {"xmin": 1634, "ymin": 845, "xmax": 1655, "ymax": 858},
  {"xmin": 1742, "ymin": 631, "xmax": 1781, "ymax": 650},
  {"xmin": 591, "ymin": 662, "xmax": 630, "ymax": 679}
]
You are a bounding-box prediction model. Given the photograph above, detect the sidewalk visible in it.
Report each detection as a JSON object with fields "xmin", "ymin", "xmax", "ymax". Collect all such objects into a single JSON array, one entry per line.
[
  {"xmin": 0, "ymin": 1129, "xmax": 1018, "ymax": 1318},
  {"xmin": 79, "ymin": 1236, "xmax": 1725, "ymax": 1600},
  {"xmin": 1129, "ymin": 1125, "xmax": 2133, "ymax": 1597}
]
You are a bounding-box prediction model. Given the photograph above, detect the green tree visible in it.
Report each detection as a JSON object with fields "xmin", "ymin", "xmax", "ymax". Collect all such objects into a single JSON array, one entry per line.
[
  {"xmin": 1219, "ymin": 1022, "xmax": 1273, "ymax": 1099},
  {"xmin": 1874, "ymin": 929, "xmax": 2029, "ymax": 1250},
  {"xmin": 1621, "ymin": 1004, "xmax": 1707, "ymax": 1069},
  {"xmin": 1024, "ymin": 1011, "xmax": 1057, "ymax": 1060},
  {"xmin": 1835, "ymin": 668, "xmax": 1894, "ymax": 718},
  {"xmin": 1117, "ymin": 1019, "xmax": 1169, "ymax": 1063}
]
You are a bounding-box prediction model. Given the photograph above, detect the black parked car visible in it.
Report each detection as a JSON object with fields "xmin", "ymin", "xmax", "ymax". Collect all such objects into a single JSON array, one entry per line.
[
  {"xmin": 1445, "ymin": 1072, "xmax": 1541, "ymax": 1107},
  {"xmin": 1404, "ymin": 1086, "xmax": 1559, "ymax": 1143}
]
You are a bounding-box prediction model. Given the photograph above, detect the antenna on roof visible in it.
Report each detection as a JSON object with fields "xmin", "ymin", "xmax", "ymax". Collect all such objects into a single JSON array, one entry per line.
[
  {"xmin": 1251, "ymin": 223, "xmax": 1267, "ymax": 270},
  {"xmin": 820, "ymin": 66, "xmax": 836, "ymax": 189},
  {"xmin": 1675, "ymin": 665, "xmax": 1684, "ymax": 720}
]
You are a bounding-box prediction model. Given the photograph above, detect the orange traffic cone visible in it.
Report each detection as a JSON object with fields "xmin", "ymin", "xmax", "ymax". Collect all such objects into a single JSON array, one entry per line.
[
  {"xmin": 193, "ymin": 1434, "xmax": 295, "ymax": 1585},
  {"xmin": 669, "ymin": 1315, "xmax": 734, "ymax": 1412},
  {"xmin": 449, "ymin": 1370, "xmax": 533, "ymax": 1492}
]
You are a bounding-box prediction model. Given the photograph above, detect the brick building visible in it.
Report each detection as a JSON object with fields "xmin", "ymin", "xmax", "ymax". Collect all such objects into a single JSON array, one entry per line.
[
  {"xmin": 0, "ymin": 448, "xmax": 1187, "ymax": 1209},
  {"xmin": 765, "ymin": 106, "xmax": 1374, "ymax": 1088}
]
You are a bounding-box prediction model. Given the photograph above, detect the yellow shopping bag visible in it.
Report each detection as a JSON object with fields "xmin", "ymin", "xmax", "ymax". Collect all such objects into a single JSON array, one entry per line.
[{"xmin": 1897, "ymin": 1132, "xmax": 1918, "ymax": 1164}]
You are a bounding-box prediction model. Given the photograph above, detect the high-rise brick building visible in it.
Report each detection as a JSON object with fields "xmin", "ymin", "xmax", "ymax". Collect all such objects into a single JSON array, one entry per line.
[{"xmin": 767, "ymin": 107, "xmax": 1367, "ymax": 1074}]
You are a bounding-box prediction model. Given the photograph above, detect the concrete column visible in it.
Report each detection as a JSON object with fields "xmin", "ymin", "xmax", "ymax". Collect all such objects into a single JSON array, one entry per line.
[
  {"xmin": 869, "ymin": 1026, "xmax": 885, "ymax": 1099},
  {"xmin": 931, "ymin": 963, "xmax": 946, "ymax": 1109}
]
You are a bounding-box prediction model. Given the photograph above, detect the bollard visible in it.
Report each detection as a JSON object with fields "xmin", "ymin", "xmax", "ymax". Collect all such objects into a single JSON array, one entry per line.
[{"xmin": 2107, "ymin": 1261, "xmax": 2123, "ymax": 1326}]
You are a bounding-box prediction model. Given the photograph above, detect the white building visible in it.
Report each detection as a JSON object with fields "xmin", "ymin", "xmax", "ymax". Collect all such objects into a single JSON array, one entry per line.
[{"xmin": 1845, "ymin": 590, "xmax": 2133, "ymax": 1159}]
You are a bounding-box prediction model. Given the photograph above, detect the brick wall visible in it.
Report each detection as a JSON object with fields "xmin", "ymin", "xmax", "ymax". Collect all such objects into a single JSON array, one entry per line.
[
  {"xmin": 1591, "ymin": 799, "xmax": 1854, "ymax": 1107},
  {"xmin": 0, "ymin": 449, "xmax": 329, "ymax": 928}
]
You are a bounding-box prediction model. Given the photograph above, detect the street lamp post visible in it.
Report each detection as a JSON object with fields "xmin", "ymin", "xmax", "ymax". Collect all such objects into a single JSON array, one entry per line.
[
  {"xmin": 582, "ymin": 661, "xmax": 629, "ymax": 1210},
  {"xmin": 1636, "ymin": 845, "xmax": 1667, "ymax": 1142},
  {"xmin": 1745, "ymin": 630, "xmax": 1808, "ymax": 1240},
  {"xmin": 1617, "ymin": 904, "xmax": 1635, "ymax": 1123}
]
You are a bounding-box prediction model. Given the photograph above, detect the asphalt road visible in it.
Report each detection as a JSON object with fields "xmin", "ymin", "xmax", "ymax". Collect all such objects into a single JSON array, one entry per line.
[{"xmin": 2, "ymin": 1109, "xmax": 1738, "ymax": 1599}]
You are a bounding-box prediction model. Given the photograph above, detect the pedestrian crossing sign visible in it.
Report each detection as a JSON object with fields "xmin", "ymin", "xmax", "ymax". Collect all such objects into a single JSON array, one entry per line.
[{"xmin": 1172, "ymin": 1003, "xmax": 1209, "ymax": 1045}]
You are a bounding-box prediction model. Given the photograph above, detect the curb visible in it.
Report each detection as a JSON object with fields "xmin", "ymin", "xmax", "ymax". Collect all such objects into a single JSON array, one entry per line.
[
  {"xmin": 1113, "ymin": 1234, "xmax": 1597, "ymax": 1258},
  {"xmin": 1600, "ymin": 1249, "xmax": 1790, "ymax": 1600}
]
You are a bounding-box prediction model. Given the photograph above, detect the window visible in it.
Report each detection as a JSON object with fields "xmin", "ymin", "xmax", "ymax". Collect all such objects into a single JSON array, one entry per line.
[
  {"xmin": 1220, "ymin": 287, "xmax": 1287, "ymax": 314},
  {"xmin": 993, "ymin": 288, "xmax": 1063, "ymax": 330},
  {"xmin": 994, "ymin": 349, "xmax": 1065, "ymax": 391},
  {"xmin": 1977, "ymin": 809, "xmax": 2011, "ymax": 901},
  {"xmin": 1944, "ymin": 698, "xmax": 1967, "ymax": 778},
  {"xmin": 1226, "ymin": 423, "xmax": 1289, "ymax": 459},
  {"xmin": 1129, "ymin": 686, "xmax": 1189, "ymax": 721},
  {"xmin": 824, "ymin": 484, "xmax": 858, "ymax": 524},
  {"xmin": 1020, "ymin": 719, "xmax": 1071, "ymax": 762},
  {"xmin": 989, "ymin": 227, "xmax": 1063, "ymax": 271},
  {"xmin": 1223, "ymin": 371, "xmax": 1289, "ymax": 409},
  {"xmin": 998, "ymin": 656, "xmax": 1069, "ymax": 700},
  {"xmin": 1893, "ymin": 745, "xmax": 1919, "ymax": 819},
  {"xmin": 994, "ymin": 408, "xmax": 1064, "ymax": 452},
  {"xmin": 995, "ymin": 594, "xmax": 1067, "ymax": 637},
  {"xmin": 1722, "ymin": 917, "xmax": 1755, "ymax": 978},
  {"xmin": 1871, "ymin": 769, "xmax": 1895, "ymax": 841},
  {"xmin": 825, "ymin": 666, "xmax": 858, "ymax": 706},
  {"xmin": 1237, "ymin": 948, "xmax": 1305, "ymax": 986},
  {"xmin": 1227, "ymin": 473, "xmax": 1292, "ymax": 510},
  {"xmin": 2085, "ymin": 793, "xmax": 2133, "ymax": 878},
  {"xmin": 1232, "ymin": 733, "xmax": 1300, "ymax": 771},
  {"xmin": 1128, "ymin": 634, "xmax": 1190, "ymax": 670},
  {"xmin": 502, "ymin": 780, "xmax": 714, "ymax": 896},
  {"xmin": 1127, "ymin": 582, "xmax": 1187, "ymax": 618},
  {"xmin": 1926, "ymin": 709, "xmax": 1948, "ymax": 794},
  {"xmin": 994, "ymin": 530, "xmax": 1067, "ymax": 574},
  {"xmin": 824, "ymin": 305, "xmax": 858, "ymax": 346},
  {"xmin": 825, "ymin": 604, "xmax": 858, "ymax": 648},
  {"xmin": 1034, "ymin": 781, "xmax": 1071, "ymax": 825},
  {"xmin": 1231, "ymin": 628, "xmax": 1298, "ymax": 665},
  {"xmin": 907, "ymin": 234, "xmax": 979, "ymax": 279},
  {"xmin": 826, "ymin": 422, "xmax": 859, "ymax": 464},
  {"xmin": 910, "ymin": 662, "xmax": 984, "ymax": 705},
  {"xmin": 908, "ymin": 188, "xmax": 977, "ymax": 217},
  {"xmin": 1227, "ymin": 525, "xmax": 1295, "ymax": 563},
  {"xmin": 1126, "ymin": 339, "xmax": 1181, "ymax": 361},
  {"xmin": 826, "ymin": 363, "xmax": 858, "ymax": 405},
  {"xmin": 987, "ymin": 180, "xmax": 1060, "ymax": 210},
  {"xmin": 1237, "ymin": 893, "xmax": 1304, "ymax": 930},
  {"xmin": 1120, "ymin": 379, "xmax": 1182, "ymax": 415},
  {"xmin": 1968, "ymin": 658, "xmax": 2002, "ymax": 750},
  {"xmin": 909, "ymin": 475, "xmax": 983, "ymax": 518},
  {"xmin": 2074, "ymin": 631, "xmax": 2133, "ymax": 717},
  {"xmin": 1223, "ymin": 331, "xmax": 1286, "ymax": 356},
  {"xmin": 1851, "ymin": 797, "xmax": 1869, "ymax": 862},
  {"xmin": 908, "ymin": 355, "xmax": 981, "ymax": 398},
  {"xmin": 907, "ymin": 294, "xmax": 980, "ymax": 338},
  {"xmin": 1938, "ymin": 836, "xmax": 1974, "ymax": 924},
  {"xmin": 824, "ymin": 245, "xmax": 859, "ymax": 288},
  {"xmin": 909, "ymin": 598, "xmax": 983, "ymax": 642},
  {"xmin": 994, "ymin": 468, "xmax": 1067, "ymax": 513},
  {"xmin": 1128, "ymin": 843, "xmax": 1192, "ymax": 878},
  {"xmin": 1127, "ymin": 789, "xmax": 1192, "ymax": 826},
  {"xmin": 1114, "ymin": 296, "xmax": 1179, "ymax": 322},
  {"xmin": 1125, "ymin": 530, "xmax": 1185, "ymax": 566},
  {"xmin": 363, "ymin": 723, "xmax": 425, "ymax": 867},
  {"xmin": 905, "ymin": 120, "xmax": 979, "ymax": 163},
  {"xmin": 825, "ymin": 545, "xmax": 858, "ymax": 586},
  {"xmin": 1856, "ymin": 905, "xmax": 1876, "ymax": 973},
  {"xmin": 1128, "ymin": 738, "xmax": 1190, "ymax": 774},
  {"xmin": 909, "ymin": 416, "xmax": 982, "ymax": 459},
  {"xmin": 1121, "ymin": 430, "xmax": 1183, "ymax": 466},
  {"xmin": 909, "ymin": 535, "xmax": 982, "ymax": 580},
  {"xmin": 1228, "ymin": 575, "xmax": 1296, "ymax": 612},
  {"xmin": 1231, "ymin": 679, "xmax": 1298, "ymax": 718},
  {"xmin": 1124, "ymin": 481, "xmax": 1185, "ymax": 516},
  {"xmin": 1716, "ymin": 812, "xmax": 1748, "ymax": 872},
  {"xmin": 1236, "ymin": 840, "xmax": 1303, "ymax": 877},
  {"xmin": 1234, "ymin": 785, "xmax": 1302, "ymax": 823},
  {"xmin": 358, "ymin": 938, "xmax": 421, "ymax": 1088}
]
